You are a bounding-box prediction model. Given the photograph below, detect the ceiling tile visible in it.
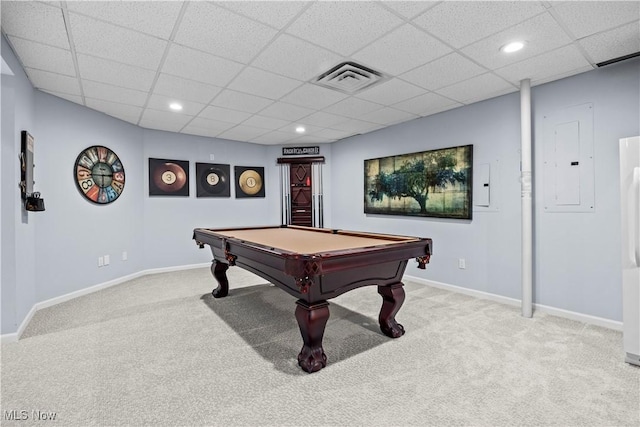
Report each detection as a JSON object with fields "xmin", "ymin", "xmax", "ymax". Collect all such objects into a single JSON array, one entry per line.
[
  {"xmin": 146, "ymin": 94, "xmax": 206, "ymax": 116},
  {"xmin": 85, "ymin": 98, "xmax": 143, "ymax": 124},
  {"xmin": 66, "ymin": 1, "xmax": 183, "ymax": 39},
  {"xmin": 139, "ymin": 108, "xmax": 193, "ymax": 132},
  {"xmin": 299, "ymin": 111, "xmax": 349, "ymax": 128},
  {"xmin": 77, "ymin": 54, "xmax": 156, "ymax": 91},
  {"xmin": 220, "ymin": 1, "xmax": 309, "ymax": 29},
  {"xmin": 286, "ymin": 2, "xmax": 404, "ymax": 56},
  {"xmin": 26, "ymin": 68, "xmax": 81, "ymax": 95},
  {"xmin": 579, "ymin": 22, "xmax": 640, "ymax": 64},
  {"xmin": 227, "ymin": 67, "xmax": 302, "ymax": 100},
  {"xmin": 280, "ymin": 83, "xmax": 348, "ymax": 110},
  {"xmin": 240, "ymin": 115, "xmax": 290, "ymax": 131},
  {"xmin": 198, "ymin": 106, "xmax": 252, "ymax": 125},
  {"xmin": 435, "ymin": 73, "xmax": 515, "ymax": 104},
  {"xmin": 162, "ymin": 44, "xmax": 244, "ymax": 87},
  {"xmin": 259, "ymin": 102, "xmax": 315, "ymax": 121},
  {"xmin": 249, "ymin": 130, "xmax": 299, "ymax": 145},
  {"xmin": 353, "ymin": 24, "xmax": 452, "ymax": 75},
  {"xmin": 551, "ymin": 1, "xmax": 639, "ymax": 39},
  {"xmin": 392, "ymin": 92, "xmax": 461, "ymax": 116},
  {"xmin": 9, "ymin": 37, "xmax": 75, "ymax": 76},
  {"xmin": 69, "ymin": 13, "xmax": 167, "ymax": 71},
  {"xmin": 252, "ymin": 34, "xmax": 343, "ymax": 81},
  {"xmin": 153, "ymin": 74, "xmax": 222, "ymax": 105},
  {"xmin": 42, "ymin": 90, "xmax": 83, "ymax": 106},
  {"xmin": 175, "ymin": 2, "xmax": 278, "ymax": 63},
  {"xmin": 217, "ymin": 125, "xmax": 270, "ymax": 142},
  {"xmin": 310, "ymin": 128, "xmax": 350, "ymax": 140},
  {"xmin": 461, "ymin": 13, "xmax": 573, "ymax": 70},
  {"xmin": 1, "ymin": 1, "xmax": 69, "ymax": 49},
  {"xmin": 355, "ymin": 78, "xmax": 428, "ymax": 105},
  {"xmin": 210, "ymin": 90, "xmax": 273, "ymax": 114},
  {"xmin": 413, "ymin": 1, "xmax": 547, "ymax": 48},
  {"xmin": 323, "ymin": 97, "xmax": 383, "ymax": 119},
  {"xmin": 358, "ymin": 107, "xmax": 418, "ymax": 126},
  {"xmin": 185, "ymin": 117, "xmax": 235, "ymax": 135},
  {"xmin": 400, "ymin": 53, "xmax": 487, "ymax": 91},
  {"xmin": 83, "ymin": 80, "xmax": 148, "ymax": 107},
  {"xmin": 330, "ymin": 118, "xmax": 380, "ymax": 134},
  {"xmin": 181, "ymin": 125, "xmax": 223, "ymax": 139},
  {"xmin": 495, "ymin": 45, "xmax": 592, "ymax": 86},
  {"xmin": 290, "ymin": 135, "xmax": 336, "ymax": 144},
  {"xmin": 380, "ymin": 1, "xmax": 439, "ymax": 19}
]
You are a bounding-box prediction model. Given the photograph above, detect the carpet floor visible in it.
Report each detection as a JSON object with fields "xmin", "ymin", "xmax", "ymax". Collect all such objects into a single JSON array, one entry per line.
[{"xmin": 1, "ymin": 267, "xmax": 638, "ymax": 426}]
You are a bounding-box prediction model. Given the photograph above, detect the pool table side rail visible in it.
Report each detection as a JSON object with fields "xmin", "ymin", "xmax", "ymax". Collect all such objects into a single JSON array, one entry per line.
[
  {"xmin": 193, "ymin": 227, "xmax": 432, "ymax": 261},
  {"xmin": 193, "ymin": 227, "xmax": 432, "ymax": 282}
]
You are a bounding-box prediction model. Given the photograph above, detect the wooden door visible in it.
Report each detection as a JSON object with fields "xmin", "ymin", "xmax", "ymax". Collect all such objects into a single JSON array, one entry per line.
[{"xmin": 290, "ymin": 163, "xmax": 312, "ymax": 226}]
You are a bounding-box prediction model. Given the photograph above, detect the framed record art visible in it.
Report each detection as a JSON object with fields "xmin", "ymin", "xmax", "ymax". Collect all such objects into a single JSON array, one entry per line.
[
  {"xmin": 234, "ymin": 166, "xmax": 265, "ymax": 198},
  {"xmin": 196, "ymin": 163, "xmax": 230, "ymax": 197},
  {"xmin": 149, "ymin": 158, "xmax": 189, "ymax": 196},
  {"xmin": 74, "ymin": 145, "xmax": 125, "ymax": 204}
]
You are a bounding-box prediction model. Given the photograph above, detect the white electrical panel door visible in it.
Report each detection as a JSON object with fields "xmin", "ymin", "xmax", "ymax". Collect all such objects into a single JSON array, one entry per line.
[
  {"xmin": 543, "ymin": 103, "xmax": 595, "ymax": 213},
  {"xmin": 554, "ymin": 121, "xmax": 581, "ymax": 206},
  {"xmin": 474, "ymin": 163, "xmax": 490, "ymax": 207}
]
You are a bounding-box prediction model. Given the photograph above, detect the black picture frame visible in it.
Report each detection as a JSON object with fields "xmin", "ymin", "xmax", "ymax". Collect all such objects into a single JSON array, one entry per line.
[
  {"xmin": 196, "ymin": 163, "xmax": 230, "ymax": 198},
  {"xmin": 234, "ymin": 166, "xmax": 265, "ymax": 198},
  {"xmin": 364, "ymin": 145, "xmax": 473, "ymax": 219},
  {"xmin": 149, "ymin": 158, "xmax": 189, "ymax": 197}
]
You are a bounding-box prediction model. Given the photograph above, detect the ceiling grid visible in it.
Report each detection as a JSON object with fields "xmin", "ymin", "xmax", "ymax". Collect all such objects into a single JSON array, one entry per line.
[{"xmin": 1, "ymin": 0, "xmax": 638, "ymax": 145}]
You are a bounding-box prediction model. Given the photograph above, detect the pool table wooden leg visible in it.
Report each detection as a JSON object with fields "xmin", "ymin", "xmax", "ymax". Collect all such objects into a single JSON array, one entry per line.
[
  {"xmin": 378, "ymin": 283, "xmax": 406, "ymax": 338},
  {"xmin": 211, "ymin": 260, "xmax": 229, "ymax": 298},
  {"xmin": 295, "ymin": 300, "xmax": 330, "ymax": 373}
]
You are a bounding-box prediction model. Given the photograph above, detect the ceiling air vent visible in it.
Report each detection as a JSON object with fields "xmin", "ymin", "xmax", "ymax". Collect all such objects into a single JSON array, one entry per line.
[{"xmin": 312, "ymin": 61, "xmax": 387, "ymax": 94}]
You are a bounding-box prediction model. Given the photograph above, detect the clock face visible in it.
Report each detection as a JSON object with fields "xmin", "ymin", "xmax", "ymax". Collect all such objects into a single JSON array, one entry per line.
[{"xmin": 74, "ymin": 146, "xmax": 125, "ymax": 204}]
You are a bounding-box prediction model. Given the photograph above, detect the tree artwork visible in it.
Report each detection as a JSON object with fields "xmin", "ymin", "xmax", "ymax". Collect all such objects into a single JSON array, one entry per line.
[{"xmin": 364, "ymin": 145, "xmax": 472, "ymax": 219}]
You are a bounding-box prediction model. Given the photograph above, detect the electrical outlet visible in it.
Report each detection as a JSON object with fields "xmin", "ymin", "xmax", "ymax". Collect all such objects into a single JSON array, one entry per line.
[
  {"xmin": 122, "ymin": 251, "xmax": 128, "ymax": 261},
  {"xmin": 98, "ymin": 256, "xmax": 104, "ymax": 267},
  {"xmin": 458, "ymin": 258, "xmax": 466, "ymax": 269},
  {"xmin": 104, "ymin": 255, "xmax": 110, "ymax": 266}
]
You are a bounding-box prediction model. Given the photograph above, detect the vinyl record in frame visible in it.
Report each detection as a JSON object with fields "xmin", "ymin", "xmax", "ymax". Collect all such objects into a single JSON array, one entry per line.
[
  {"xmin": 149, "ymin": 158, "xmax": 189, "ymax": 196},
  {"xmin": 234, "ymin": 166, "xmax": 265, "ymax": 198},
  {"xmin": 196, "ymin": 163, "xmax": 230, "ymax": 197}
]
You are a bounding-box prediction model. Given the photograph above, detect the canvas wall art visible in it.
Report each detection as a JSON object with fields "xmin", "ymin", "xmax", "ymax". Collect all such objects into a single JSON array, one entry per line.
[{"xmin": 364, "ymin": 145, "xmax": 473, "ymax": 219}]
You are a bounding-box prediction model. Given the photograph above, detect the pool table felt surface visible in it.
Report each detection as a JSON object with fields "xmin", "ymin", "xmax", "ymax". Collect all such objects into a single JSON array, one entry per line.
[{"xmin": 204, "ymin": 227, "xmax": 421, "ymax": 255}]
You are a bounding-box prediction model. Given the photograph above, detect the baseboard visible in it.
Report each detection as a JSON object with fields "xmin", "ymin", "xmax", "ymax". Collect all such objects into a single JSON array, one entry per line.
[
  {"xmin": 0, "ymin": 262, "xmax": 210, "ymax": 344},
  {"xmin": 404, "ymin": 274, "xmax": 623, "ymax": 332}
]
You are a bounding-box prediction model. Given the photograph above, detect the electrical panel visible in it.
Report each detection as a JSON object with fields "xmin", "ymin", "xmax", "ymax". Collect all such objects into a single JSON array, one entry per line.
[{"xmin": 542, "ymin": 103, "xmax": 594, "ymax": 213}]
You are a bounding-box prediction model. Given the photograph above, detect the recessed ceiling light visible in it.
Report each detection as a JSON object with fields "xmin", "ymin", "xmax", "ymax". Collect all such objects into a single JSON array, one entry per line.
[
  {"xmin": 295, "ymin": 126, "xmax": 306, "ymax": 134},
  {"xmin": 501, "ymin": 41, "xmax": 525, "ymax": 53},
  {"xmin": 169, "ymin": 103, "xmax": 183, "ymax": 111}
]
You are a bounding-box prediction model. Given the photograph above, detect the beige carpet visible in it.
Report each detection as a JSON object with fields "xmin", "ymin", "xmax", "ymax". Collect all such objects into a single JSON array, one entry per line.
[{"xmin": 1, "ymin": 267, "xmax": 638, "ymax": 426}]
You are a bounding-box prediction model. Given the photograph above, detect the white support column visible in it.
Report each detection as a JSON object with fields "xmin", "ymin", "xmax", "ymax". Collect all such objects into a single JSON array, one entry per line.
[{"xmin": 521, "ymin": 78, "xmax": 533, "ymax": 318}]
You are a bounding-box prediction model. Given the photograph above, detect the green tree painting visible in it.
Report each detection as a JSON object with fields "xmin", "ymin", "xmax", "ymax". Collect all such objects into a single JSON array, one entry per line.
[{"xmin": 365, "ymin": 145, "xmax": 472, "ymax": 219}]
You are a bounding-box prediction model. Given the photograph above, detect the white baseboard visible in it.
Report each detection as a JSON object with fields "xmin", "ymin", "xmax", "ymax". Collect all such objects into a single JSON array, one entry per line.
[
  {"xmin": 1, "ymin": 263, "xmax": 210, "ymax": 344},
  {"xmin": 404, "ymin": 274, "xmax": 622, "ymax": 332}
]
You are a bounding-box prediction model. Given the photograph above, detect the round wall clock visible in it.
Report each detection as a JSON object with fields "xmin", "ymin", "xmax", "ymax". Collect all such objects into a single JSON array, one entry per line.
[{"xmin": 74, "ymin": 145, "xmax": 125, "ymax": 204}]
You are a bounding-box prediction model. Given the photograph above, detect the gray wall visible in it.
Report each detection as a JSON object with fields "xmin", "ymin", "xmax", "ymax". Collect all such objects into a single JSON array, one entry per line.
[
  {"xmin": 331, "ymin": 93, "xmax": 523, "ymax": 300},
  {"xmin": 330, "ymin": 58, "xmax": 640, "ymax": 322},
  {"xmin": 2, "ymin": 35, "xmax": 37, "ymax": 334},
  {"xmin": 532, "ymin": 60, "xmax": 640, "ymax": 320}
]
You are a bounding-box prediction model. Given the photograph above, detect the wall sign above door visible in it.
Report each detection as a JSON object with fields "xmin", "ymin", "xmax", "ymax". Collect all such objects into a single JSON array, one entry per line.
[{"xmin": 282, "ymin": 146, "xmax": 320, "ymax": 156}]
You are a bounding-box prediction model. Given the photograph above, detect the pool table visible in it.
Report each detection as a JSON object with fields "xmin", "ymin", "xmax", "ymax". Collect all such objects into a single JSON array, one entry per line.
[{"xmin": 193, "ymin": 225, "xmax": 432, "ymax": 373}]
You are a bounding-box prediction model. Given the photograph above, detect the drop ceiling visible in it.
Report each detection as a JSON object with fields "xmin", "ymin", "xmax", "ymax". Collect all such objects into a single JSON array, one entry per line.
[{"xmin": 1, "ymin": 1, "xmax": 638, "ymax": 145}]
